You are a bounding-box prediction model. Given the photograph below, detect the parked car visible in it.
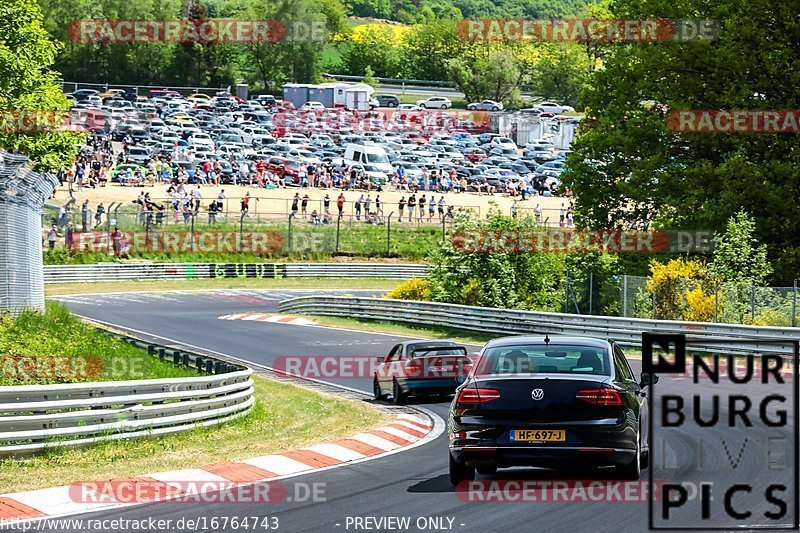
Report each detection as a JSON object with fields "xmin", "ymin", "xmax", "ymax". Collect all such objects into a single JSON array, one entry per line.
[
  {"xmin": 374, "ymin": 341, "xmax": 472, "ymax": 404},
  {"xmin": 467, "ymin": 100, "xmax": 504, "ymax": 111},
  {"xmin": 376, "ymin": 94, "xmax": 401, "ymax": 107},
  {"xmin": 416, "ymin": 96, "xmax": 452, "ymax": 109},
  {"xmin": 533, "ymin": 101, "xmax": 575, "ymax": 114},
  {"xmin": 300, "ymin": 101, "xmax": 326, "ymax": 111}
]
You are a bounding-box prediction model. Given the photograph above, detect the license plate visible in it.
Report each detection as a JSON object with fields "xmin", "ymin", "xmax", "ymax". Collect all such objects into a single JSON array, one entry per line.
[{"xmin": 510, "ymin": 429, "xmax": 566, "ymax": 442}]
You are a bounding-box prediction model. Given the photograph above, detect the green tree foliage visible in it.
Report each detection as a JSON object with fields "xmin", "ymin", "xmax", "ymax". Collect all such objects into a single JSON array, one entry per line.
[
  {"xmin": 445, "ymin": 49, "xmax": 527, "ymax": 105},
  {"xmin": 564, "ymin": 0, "xmax": 800, "ymax": 283},
  {"xmin": 428, "ymin": 211, "xmax": 566, "ymax": 310},
  {"xmin": 0, "ymin": 0, "xmax": 82, "ymax": 169},
  {"xmin": 342, "ymin": 24, "xmax": 400, "ymax": 78},
  {"xmin": 528, "ymin": 43, "xmax": 589, "ymax": 107},
  {"xmin": 709, "ymin": 211, "xmax": 772, "ymax": 285}
]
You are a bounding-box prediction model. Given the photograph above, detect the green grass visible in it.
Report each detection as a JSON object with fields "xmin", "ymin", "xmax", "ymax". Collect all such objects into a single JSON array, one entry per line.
[
  {"xmin": 0, "ymin": 302, "xmax": 199, "ymax": 385},
  {"xmin": 44, "ymin": 219, "xmax": 447, "ymax": 263},
  {"xmin": 45, "ymin": 277, "xmax": 398, "ymax": 296},
  {"xmin": 0, "ymin": 376, "xmax": 389, "ymax": 493}
]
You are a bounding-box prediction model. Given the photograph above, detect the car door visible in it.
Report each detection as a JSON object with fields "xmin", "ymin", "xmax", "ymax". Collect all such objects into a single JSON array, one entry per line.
[
  {"xmin": 612, "ymin": 343, "xmax": 646, "ymax": 436},
  {"xmin": 378, "ymin": 344, "xmax": 403, "ymax": 391}
]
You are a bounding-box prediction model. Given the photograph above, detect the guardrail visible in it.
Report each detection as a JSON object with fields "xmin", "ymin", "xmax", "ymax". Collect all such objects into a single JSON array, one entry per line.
[
  {"xmin": 0, "ymin": 329, "xmax": 253, "ymax": 456},
  {"xmin": 43, "ymin": 262, "xmax": 431, "ymax": 284},
  {"xmin": 278, "ymin": 296, "xmax": 800, "ymax": 356}
]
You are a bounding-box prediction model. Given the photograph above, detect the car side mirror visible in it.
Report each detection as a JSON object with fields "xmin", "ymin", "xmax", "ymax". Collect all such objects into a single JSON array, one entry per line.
[
  {"xmin": 376, "ymin": 356, "xmax": 385, "ymax": 364},
  {"xmin": 640, "ymin": 372, "xmax": 659, "ymax": 387}
]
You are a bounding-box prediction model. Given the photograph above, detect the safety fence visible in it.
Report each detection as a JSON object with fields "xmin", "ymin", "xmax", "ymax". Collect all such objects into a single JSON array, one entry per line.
[
  {"xmin": 0, "ymin": 329, "xmax": 252, "ymax": 456},
  {"xmin": 43, "ymin": 262, "xmax": 431, "ymax": 284},
  {"xmin": 278, "ymin": 296, "xmax": 800, "ymax": 357}
]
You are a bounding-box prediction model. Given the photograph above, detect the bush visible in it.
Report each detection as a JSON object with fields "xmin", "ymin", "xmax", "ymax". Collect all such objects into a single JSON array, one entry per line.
[
  {"xmin": 646, "ymin": 258, "xmax": 714, "ymax": 321},
  {"xmin": 385, "ymin": 278, "xmax": 430, "ymax": 301}
]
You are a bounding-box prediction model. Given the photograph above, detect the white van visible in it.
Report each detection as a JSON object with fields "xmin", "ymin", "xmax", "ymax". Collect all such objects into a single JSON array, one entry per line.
[{"xmin": 339, "ymin": 142, "xmax": 392, "ymax": 174}]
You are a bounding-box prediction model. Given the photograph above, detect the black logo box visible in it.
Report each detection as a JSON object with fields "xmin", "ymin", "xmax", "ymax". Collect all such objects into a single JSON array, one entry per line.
[{"xmin": 643, "ymin": 333, "xmax": 799, "ymax": 531}]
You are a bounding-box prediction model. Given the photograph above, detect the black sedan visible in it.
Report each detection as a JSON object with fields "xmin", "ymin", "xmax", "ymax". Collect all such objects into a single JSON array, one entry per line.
[{"xmin": 448, "ymin": 336, "xmax": 655, "ymax": 484}]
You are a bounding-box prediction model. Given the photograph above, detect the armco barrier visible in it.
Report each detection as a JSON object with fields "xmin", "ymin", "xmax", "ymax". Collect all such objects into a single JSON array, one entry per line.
[
  {"xmin": 0, "ymin": 329, "xmax": 253, "ymax": 456},
  {"xmin": 43, "ymin": 262, "xmax": 431, "ymax": 284},
  {"xmin": 278, "ymin": 296, "xmax": 800, "ymax": 356}
]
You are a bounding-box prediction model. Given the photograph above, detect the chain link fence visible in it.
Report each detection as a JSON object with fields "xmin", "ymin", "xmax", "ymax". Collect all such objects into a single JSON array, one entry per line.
[
  {"xmin": 1, "ymin": 152, "xmax": 58, "ymax": 313},
  {"xmin": 565, "ymin": 273, "xmax": 800, "ymax": 327}
]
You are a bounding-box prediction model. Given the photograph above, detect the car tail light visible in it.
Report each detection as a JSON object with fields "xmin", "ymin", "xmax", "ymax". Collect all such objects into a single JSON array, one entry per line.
[
  {"xmin": 405, "ymin": 358, "xmax": 422, "ymax": 377},
  {"xmin": 456, "ymin": 388, "xmax": 501, "ymax": 404},
  {"xmin": 575, "ymin": 388, "xmax": 623, "ymax": 406}
]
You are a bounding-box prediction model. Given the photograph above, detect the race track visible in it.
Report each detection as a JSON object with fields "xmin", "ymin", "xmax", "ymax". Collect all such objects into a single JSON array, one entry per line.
[{"xmin": 29, "ymin": 289, "xmax": 796, "ymax": 532}]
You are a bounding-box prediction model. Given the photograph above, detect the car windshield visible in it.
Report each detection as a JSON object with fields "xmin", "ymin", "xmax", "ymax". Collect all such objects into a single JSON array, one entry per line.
[
  {"xmin": 474, "ymin": 345, "xmax": 611, "ymax": 376},
  {"xmin": 366, "ymin": 153, "xmax": 389, "ymax": 163}
]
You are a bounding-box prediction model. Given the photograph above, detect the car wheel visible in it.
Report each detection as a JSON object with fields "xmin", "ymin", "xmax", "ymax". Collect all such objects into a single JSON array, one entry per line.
[
  {"xmin": 492, "ymin": 106, "xmax": 499, "ymax": 111},
  {"xmin": 440, "ymin": 104, "xmax": 447, "ymax": 109},
  {"xmin": 467, "ymin": 105, "xmax": 475, "ymax": 111},
  {"xmin": 373, "ymin": 377, "xmax": 386, "ymax": 401},
  {"xmin": 449, "ymin": 454, "xmax": 475, "ymax": 486},
  {"xmin": 419, "ymin": 104, "xmax": 426, "ymax": 109},
  {"xmin": 476, "ymin": 465, "xmax": 497, "ymax": 475},
  {"xmin": 392, "ymin": 379, "xmax": 405, "ymax": 405},
  {"xmin": 616, "ymin": 430, "xmax": 642, "ymax": 480},
  {"xmin": 389, "ymin": 102, "xmax": 397, "ymax": 108}
]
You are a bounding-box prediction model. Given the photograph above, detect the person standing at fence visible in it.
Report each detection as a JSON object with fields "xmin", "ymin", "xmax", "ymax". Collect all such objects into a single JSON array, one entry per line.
[
  {"xmin": 324, "ymin": 194, "xmax": 331, "ymax": 215},
  {"xmin": 337, "ymin": 193, "xmax": 345, "ymax": 218},
  {"xmin": 418, "ymin": 195, "xmax": 426, "ymax": 223},
  {"xmin": 192, "ymin": 186, "xmax": 202, "ymax": 213},
  {"xmin": 376, "ymin": 195, "xmax": 382, "ymax": 216},
  {"xmin": 559, "ymin": 203, "xmax": 566, "ymax": 228},
  {"xmin": 407, "ymin": 194, "xmax": 416, "ymax": 222},
  {"xmin": 291, "ymin": 192, "xmax": 300, "ymax": 218},
  {"xmin": 534, "ymin": 203, "xmax": 542, "ymax": 224},
  {"xmin": 355, "ymin": 194, "xmax": 363, "ymax": 221},
  {"xmin": 427, "ymin": 195, "xmax": 435, "ymax": 222},
  {"xmin": 81, "ymin": 200, "xmax": 90, "ymax": 232},
  {"xmin": 94, "ymin": 203, "xmax": 105, "ymax": 228},
  {"xmin": 46, "ymin": 224, "xmax": 60, "ymax": 250},
  {"xmin": 216, "ymin": 190, "xmax": 225, "ymax": 212},
  {"xmin": 438, "ymin": 196, "xmax": 446, "ymax": 221},
  {"xmin": 364, "ymin": 195, "xmax": 372, "ymax": 218},
  {"xmin": 398, "ymin": 196, "xmax": 405, "ymax": 221},
  {"xmin": 241, "ymin": 192, "xmax": 251, "ymax": 217},
  {"xmin": 301, "ymin": 194, "xmax": 309, "ymax": 218}
]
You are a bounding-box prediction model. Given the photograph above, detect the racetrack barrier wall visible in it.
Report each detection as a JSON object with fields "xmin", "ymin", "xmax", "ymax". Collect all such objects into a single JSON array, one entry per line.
[
  {"xmin": 43, "ymin": 262, "xmax": 431, "ymax": 283},
  {"xmin": 278, "ymin": 296, "xmax": 800, "ymax": 357},
  {"xmin": 0, "ymin": 329, "xmax": 253, "ymax": 457}
]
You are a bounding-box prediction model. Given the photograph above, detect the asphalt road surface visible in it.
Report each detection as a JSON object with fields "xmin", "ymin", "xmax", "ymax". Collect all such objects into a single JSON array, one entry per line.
[{"xmin": 22, "ymin": 289, "xmax": 796, "ymax": 533}]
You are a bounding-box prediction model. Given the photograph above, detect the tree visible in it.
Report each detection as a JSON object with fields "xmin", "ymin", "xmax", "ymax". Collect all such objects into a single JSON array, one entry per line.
[
  {"xmin": 709, "ymin": 211, "xmax": 772, "ymax": 285},
  {"xmin": 445, "ymin": 49, "xmax": 526, "ymax": 104},
  {"xmin": 342, "ymin": 24, "xmax": 401, "ymax": 78},
  {"xmin": 564, "ymin": 0, "xmax": 800, "ymax": 284},
  {"xmin": 362, "ymin": 65, "xmax": 378, "ymax": 86},
  {"xmin": 528, "ymin": 44, "xmax": 589, "ymax": 107},
  {"xmin": 0, "ymin": 0, "xmax": 83, "ymax": 169}
]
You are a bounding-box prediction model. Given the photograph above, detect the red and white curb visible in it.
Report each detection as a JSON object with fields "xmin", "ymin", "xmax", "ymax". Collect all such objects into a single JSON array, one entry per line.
[
  {"xmin": 0, "ymin": 413, "xmax": 434, "ymax": 523},
  {"xmin": 219, "ymin": 313, "xmax": 316, "ymax": 326}
]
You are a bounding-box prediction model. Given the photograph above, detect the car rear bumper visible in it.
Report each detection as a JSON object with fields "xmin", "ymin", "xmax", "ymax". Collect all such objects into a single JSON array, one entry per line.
[
  {"xmin": 401, "ymin": 378, "xmax": 460, "ymax": 394},
  {"xmin": 449, "ymin": 417, "xmax": 636, "ymax": 468},
  {"xmin": 450, "ymin": 446, "xmax": 635, "ymax": 468}
]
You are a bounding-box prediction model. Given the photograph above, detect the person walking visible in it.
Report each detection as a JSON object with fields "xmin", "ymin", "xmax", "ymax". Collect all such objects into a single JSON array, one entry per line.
[
  {"xmin": 355, "ymin": 193, "xmax": 364, "ymax": 221},
  {"xmin": 398, "ymin": 196, "xmax": 405, "ymax": 222}
]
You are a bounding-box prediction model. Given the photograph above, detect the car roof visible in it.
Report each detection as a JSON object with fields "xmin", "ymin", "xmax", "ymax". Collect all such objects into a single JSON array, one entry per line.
[{"xmin": 483, "ymin": 335, "xmax": 611, "ymax": 350}]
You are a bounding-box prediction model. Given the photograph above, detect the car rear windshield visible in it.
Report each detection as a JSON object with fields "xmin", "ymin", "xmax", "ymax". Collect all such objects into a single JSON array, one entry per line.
[
  {"xmin": 410, "ymin": 346, "xmax": 468, "ymax": 357},
  {"xmin": 474, "ymin": 345, "xmax": 611, "ymax": 376}
]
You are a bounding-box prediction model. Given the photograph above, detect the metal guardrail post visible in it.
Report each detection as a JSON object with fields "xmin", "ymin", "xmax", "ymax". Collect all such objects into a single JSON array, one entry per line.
[
  {"xmin": 335, "ymin": 214, "xmax": 341, "ymax": 254},
  {"xmin": 387, "ymin": 212, "xmax": 393, "ymax": 256}
]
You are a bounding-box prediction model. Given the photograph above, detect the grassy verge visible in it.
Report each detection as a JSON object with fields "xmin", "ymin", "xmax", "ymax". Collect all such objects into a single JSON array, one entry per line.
[
  {"xmin": 307, "ymin": 315, "xmax": 495, "ymax": 346},
  {"xmin": 0, "ymin": 375, "xmax": 389, "ymax": 493},
  {"xmin": 306, "ymin": 314, "xmax": 645, "ymax": 359},
  {"xmin": 0, "ymin": 302, "xmax": 199, "ymax": 385},
  {"xmin": 45, "ymin": 277, "xmax": 398, "ymax": 296}
]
